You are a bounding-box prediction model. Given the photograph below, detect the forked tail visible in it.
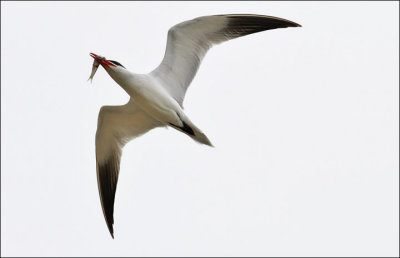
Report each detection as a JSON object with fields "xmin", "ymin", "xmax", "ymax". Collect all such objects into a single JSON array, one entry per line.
[{"xmin": 169, "ymin": 115, "xmax": 213, "ymax": 147}]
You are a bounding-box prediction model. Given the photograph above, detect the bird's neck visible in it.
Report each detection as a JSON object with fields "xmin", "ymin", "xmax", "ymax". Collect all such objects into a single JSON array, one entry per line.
[{"xmin": 106, "ymin": 69, "xmax": 137, "ymax": 95}]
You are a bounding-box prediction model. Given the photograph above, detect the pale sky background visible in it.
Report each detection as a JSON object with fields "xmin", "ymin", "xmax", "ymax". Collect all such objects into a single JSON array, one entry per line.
[{"xmin": 1, "ymin": 1, "xmax": 399, "ymax": 257}]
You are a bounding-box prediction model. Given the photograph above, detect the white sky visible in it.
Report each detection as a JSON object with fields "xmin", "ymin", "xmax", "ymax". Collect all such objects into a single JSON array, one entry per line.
[{"xmin": 1, "ymin": 1, "xmax": 399, "ymax": 256}]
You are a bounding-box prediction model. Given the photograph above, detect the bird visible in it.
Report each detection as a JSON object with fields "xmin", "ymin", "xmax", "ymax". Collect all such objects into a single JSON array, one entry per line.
[{"xmin": 89, "ymin": 14, "xmax": 301, "ymax": 238}]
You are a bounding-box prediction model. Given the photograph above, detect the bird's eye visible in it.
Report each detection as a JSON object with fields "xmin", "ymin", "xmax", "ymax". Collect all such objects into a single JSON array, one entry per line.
[{"xmin": 108, "ymin": 60, "xmax": 125, "ymax": 68}]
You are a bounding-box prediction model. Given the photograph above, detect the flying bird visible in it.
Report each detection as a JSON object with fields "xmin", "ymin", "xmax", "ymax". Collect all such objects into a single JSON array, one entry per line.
[{"xmin": 89, "ymin": 14, "xmax": 301, "ymax": 238}]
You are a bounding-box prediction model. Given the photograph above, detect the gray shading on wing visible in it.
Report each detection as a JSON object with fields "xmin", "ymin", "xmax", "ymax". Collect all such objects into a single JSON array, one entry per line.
[
  {"xmin": 95, "ymin": 100, "xmax": 160, "ymax": 238},
  {"xmin": 151, "ymin": 14, "xmax": 301, "ymax": 106}
]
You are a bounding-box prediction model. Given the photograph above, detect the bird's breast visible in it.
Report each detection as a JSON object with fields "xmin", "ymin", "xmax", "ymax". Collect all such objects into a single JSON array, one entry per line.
[{"xmin": 126, "ymin": 77, "xmax": 182, "ymax": 126}]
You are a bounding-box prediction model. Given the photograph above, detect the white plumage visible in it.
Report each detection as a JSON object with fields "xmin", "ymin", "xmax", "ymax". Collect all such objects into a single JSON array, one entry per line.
[{"xmin": 89, "ymin": 14, "xmax": 301, "ymax": 238}]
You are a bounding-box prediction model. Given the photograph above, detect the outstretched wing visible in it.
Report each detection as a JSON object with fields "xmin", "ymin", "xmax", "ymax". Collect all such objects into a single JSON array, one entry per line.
[
  {"xmin": 95, "ymin": 100, "xmax": 160, "ymax": 238},
  {"xmin": 151, "ymin": 14, "xmax": 301, "ymax": 106}
]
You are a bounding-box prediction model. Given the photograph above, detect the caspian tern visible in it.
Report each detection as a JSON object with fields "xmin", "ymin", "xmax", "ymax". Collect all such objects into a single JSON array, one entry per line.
[{"xmin": 89, "ymin": 14, "xmax": 301, "ymax": 238}]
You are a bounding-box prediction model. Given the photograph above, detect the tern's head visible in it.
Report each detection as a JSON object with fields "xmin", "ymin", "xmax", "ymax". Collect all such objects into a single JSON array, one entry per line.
[
  {"xmin": 90, "ymin": 52, "xmax": 126, "ymax": 70},
  {"xmin": 90, "ymin": 52, "xmax": 130, "ymax": 84}
]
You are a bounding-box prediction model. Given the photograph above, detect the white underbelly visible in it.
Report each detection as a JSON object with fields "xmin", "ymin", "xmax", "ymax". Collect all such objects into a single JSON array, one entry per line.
[{"xmin": 129, "ymin": 81, "xmax": 182, "ymax": 126}]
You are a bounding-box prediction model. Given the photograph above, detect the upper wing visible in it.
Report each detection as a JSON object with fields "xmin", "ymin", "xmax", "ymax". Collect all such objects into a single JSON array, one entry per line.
[
  {"xmin": 95, "ymin": 100, "xmax": 160, "ymax": 238},
  {"xmin": 150, "ymin": 14, "xmax": 301, "ymax": 106}
]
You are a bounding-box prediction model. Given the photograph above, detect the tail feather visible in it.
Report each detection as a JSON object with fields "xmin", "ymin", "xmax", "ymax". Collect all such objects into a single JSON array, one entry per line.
[
  {"xmin": 169, "ymin": 117, "xmax": 213, "ymax": 147},
  {"xmin": 191, "ymin": 129, "xmax": 213, "ymax": 147}
]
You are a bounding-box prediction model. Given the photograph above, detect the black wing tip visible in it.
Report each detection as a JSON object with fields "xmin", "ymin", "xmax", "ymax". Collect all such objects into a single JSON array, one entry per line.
[
  {"xmin": 287, "ymin": 20, "xmax": 302, "ymax": 28},
  {"xmin": 289, "ymin": 22, "xmax": 302, "ymax": 28},
  {"xmin": 97, "ymin": 155, "xmax": 120, "ymax": 239},
  {"xmin": 106, "ymin": 220, "xmax": 114, "ymax": 239},
  {"xmin": 104, "ymin": 203, "xmax": 115, "ymax": 238},
  {"xmin": 279, "ymin": 21, "xmax": 302, "ymax": 28},
  {"xmin": 226, "ymin": 14, "xmax": 302, "ymax": 29}
]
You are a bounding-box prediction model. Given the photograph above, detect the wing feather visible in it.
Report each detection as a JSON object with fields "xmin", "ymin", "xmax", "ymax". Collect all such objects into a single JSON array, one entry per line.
[
  {"xmin": 151, "ymin": 14, "xmax": 301, "ymax": 106},
  {"xmin": 95, "ymin": 100, "xmax": 160, "ymax": 238}
]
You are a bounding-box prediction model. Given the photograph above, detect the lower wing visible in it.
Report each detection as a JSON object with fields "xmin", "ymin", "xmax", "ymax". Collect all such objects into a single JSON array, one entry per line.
[{"xmin": 95, "ymin": 99, "xmax": 160, "ymax": 238}]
